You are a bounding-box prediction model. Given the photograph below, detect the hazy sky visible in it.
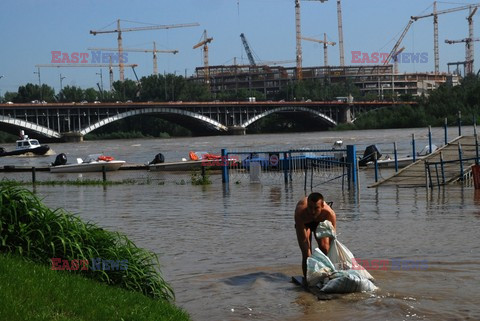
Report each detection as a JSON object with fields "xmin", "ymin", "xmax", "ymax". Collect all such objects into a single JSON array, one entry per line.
[{"xmin": 1, "ymin": 0, "xmax": 479, "ymax": 94}]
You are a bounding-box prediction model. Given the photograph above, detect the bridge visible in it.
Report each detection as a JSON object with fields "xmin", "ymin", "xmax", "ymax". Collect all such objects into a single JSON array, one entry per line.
[{"xmin": 0, "ymin": 101, "xmax": 412, "ymax": 141}]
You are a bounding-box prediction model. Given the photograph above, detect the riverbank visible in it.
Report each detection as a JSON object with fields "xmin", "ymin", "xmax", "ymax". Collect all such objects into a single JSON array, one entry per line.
[{"xmin": 0, "ymin": 255, "xmax": 189, "ymax": 321}]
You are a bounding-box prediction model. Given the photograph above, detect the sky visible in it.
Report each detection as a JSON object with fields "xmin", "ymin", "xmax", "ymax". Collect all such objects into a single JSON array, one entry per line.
[{"xmin": 1, "ymin": 0, "xmax": 479, "ymax": 95}]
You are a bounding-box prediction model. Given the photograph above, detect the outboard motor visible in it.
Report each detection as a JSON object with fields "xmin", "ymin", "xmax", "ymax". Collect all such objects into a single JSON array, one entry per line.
[
  {"xmin": 358, "ymin": 145, "xmax": 382, "ymax": 167},
  {"xmin": 149, "ymin": 153, "xmax": 165, "ymax": 164},
  {"xmin": 52, "ymin": 153, "xmax": 67, "ymax": 166}
]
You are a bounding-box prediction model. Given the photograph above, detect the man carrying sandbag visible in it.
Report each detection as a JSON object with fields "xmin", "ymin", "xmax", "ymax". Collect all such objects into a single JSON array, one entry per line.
[{"xmin": 294, "ymin": 192, "xmax": 336, "ymax": 282}]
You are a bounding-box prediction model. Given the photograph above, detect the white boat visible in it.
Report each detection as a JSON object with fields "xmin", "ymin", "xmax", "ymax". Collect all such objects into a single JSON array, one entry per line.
[
  {"xmin": 364, "ymin": 144, "xmax": 438, "ymax": 169},
  {"xmin": 0, "ymin": 131, "xmax": 52, "ymax": 157},
  {"xmin": 50, "ymin": 154, "xmax": 125, "ymax": 173}
]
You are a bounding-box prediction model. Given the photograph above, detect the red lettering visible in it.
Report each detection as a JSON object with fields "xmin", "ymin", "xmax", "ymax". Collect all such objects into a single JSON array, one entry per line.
[
  {"xmin": 380, "ymin": 53, "xmax": 389, "ymax": 64},
  {"xmin": 51, "ymin": 258, "xmax": 61, "ymax": 270},
  {"xmin": 361, "ymin": 52, "xmax": 371, "ymax": 64},
  {"xmin": 51, "ymin": 51, "xmax": 61, "ymax": 63},
  {"xmin": 70, "ymin": 259, "xmax": 79, "ymax": 271},
  {"xmin": 79, "ymin": 53, "xmax": 89, "ymax": 63},
  {"xmin": 71, "ymin": 52, "xmax": 79, "ymax": 63},
  {"xmin": 371, "ymin": 259, "xmax": 379, "ymax": 270},
  {"xmin": 378, "ymin": 259, "xmax": 389, "ymax": 271},
  {"xmin": 351, "ymin": 51, "xmax": 361, "ymax": 63},
  {"xmin": 351, "ymin": 258, "xmax": 362, "ymax": 270},
  {"xmin": 61, "ymin": 259, "xmax": 70, "ymax": 271},
  {"xmin": 371, "ymin": 52, "xmax": 379, "ymax": 64},
  {"xmin": 80, "ymin": 259, "xmax": 89, "ymax": 270},
  {"xmin": 60, "ymin": 52, "xmax": 71, "ymax": 63}
]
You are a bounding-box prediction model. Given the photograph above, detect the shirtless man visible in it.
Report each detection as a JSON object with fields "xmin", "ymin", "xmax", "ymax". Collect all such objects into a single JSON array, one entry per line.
[{"xmin": 294, "ymin": 192, "xmax": 336, "ymax": 280}]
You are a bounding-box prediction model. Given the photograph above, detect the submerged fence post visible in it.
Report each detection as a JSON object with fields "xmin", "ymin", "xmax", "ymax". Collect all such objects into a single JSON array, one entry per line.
[
  {"xmin": 283, "ymin": 152, "xmax": 289, "ymax": 184},
  {"xmin": 102, "ymin": 165, "xmax": 106, "ymax": 182},
  {"xmin": 394, "ymin": 142, "xmax": 399, "ymax": 172},
  {"xmin": 458, "ymin": 111, "xmax": 462, "ymax": 137},
  {"xmin": 428, "ymin": 125, "xmax": 433, "ymax": 154},
  {"xmin": 221, "ymin": 149, "xmax": 229, "ymax": 184},
  {"xmin": 346, "ymin": 145, "xmax": 357, "ymax": 187},
  {"xmin": 412, "ymin": 133, "xmax": 416, "ymax": 162},
  {"xmin": 458, "ymin": 143, "xmax": 464, "ymax": 181},
  {"xmin": 32, "ymin": 167, "xmax": 36, "ymax": 184},
  {"xmin": 444, "ymin": 117, "xmax": 448, "ymax": 145},
  {"xmin": 440, "ymin": 152, "xmax": 445, "ymax": 184},
  {"xmin": 475, "ymin": 122, "xmax": 479, "ymax": 165}
]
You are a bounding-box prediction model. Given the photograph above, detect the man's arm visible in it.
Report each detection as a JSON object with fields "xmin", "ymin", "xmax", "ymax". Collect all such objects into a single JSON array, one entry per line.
[{"xmin": 294, "ymin": 200, "xmax": 311, "ymax": 280}]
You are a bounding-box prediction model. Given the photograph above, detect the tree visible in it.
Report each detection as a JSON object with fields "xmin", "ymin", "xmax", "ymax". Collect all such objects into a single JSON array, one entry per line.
[{"xmin": 59, "ymin": 86, "xmax": 84, "ymax": 102}]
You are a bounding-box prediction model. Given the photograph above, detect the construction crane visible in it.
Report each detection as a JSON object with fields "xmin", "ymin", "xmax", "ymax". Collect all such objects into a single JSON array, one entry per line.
[
  {"xmin": 295, "ymin": 0, "xmax": 328, "ymax": 80},
  {"xmin": 411, "ymin": 2, "xmax": 480, "ymax": 73},
  {"xmin": 88, "ymin": 42, "xmax": 178, "ymax": 76},
  {"xmin": 240, "ymin": 33, "xmax": 256, "ymax": 66},
  {"xmin": 35, "ymin": 63, "xmax": 138, "ymax": 91},
  {"xmin": 336, "ymin": 0, "xmax": 345, "ymax": 66},
  {"xmin": 384, "ymin": 19, "xmax": 414, "ymax": 66},
  {"xmin": 302, "ymin": 34, "xmax": 336, "ymax": 66},
  {"xmin": 193, "ymin": 30, "xmax": 213, "ymax": 86},
  {"xmin": 90, "ymin": 19, "xmax": 199, "ymax": 81},
  {"xmin": 392, "ymin": 46, "xmax": 405, "ymax": 74},
  {"xmin": 445, "ymin": 37, "xmax": 480, "ymax": 75}
]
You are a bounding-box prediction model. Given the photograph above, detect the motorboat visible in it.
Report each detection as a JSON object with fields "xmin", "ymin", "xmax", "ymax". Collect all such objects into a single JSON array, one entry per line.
[
  {"xmin": 360, "ymin": 144, "xmax": 438, "ymax": 169},
  {"xmin": 148, "ymin": 151, "xmax": 240, "ymax": 171},
  {"xmin": 50, "ymin": 153, "xmax": 125, "ymax": 173},
  {"xmin": 0, "ymin": 131, "xmax": 51, "ymax": 157}
]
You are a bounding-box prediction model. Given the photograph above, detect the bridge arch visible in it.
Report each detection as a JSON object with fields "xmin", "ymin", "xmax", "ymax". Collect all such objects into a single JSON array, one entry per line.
[
  {"xmin": 0, "ymin": 115, "xmax": 61, "ymax": 138},
  {"xmin": 80, "ymin": 107, "xmax": 228, "ymax": 136},
  {"xmin": 241, "ymin": 106, "xmax": 337, "ymax": 128}
]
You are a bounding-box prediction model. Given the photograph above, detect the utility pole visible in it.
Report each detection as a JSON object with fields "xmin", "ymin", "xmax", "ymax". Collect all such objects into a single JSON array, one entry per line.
[
  {"xmin": 0, "ymin": 75, "xmax": 4, "ymax": 103},
  {"xmin": 60, "ymin": 74, "xmax": 66, "ymax": 91},
  {"xmin": 96, "ymin": 69, "xmax": 104, "ymax": 92},
  {"xmin": 34, "ymin": 67, "xmax": 42, "ymax": 100}
]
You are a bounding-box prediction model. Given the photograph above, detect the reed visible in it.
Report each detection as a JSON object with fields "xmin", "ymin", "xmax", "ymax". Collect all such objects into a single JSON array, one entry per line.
[{"xmin": 0, "ymin": 184, "xmax": 174, "ymax": 301}]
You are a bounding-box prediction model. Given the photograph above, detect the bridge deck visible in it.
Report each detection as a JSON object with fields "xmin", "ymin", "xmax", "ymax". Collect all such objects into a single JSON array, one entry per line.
[{"xmin": 370, "ymin": 136, "xmax": 479, "ymax": 188}]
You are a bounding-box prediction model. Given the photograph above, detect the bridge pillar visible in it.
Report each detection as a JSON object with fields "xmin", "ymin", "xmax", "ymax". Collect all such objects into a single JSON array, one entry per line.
[
  {"xmin": 61, "ymin": 132, "xmax": 84, "ymax": 143},
  {"xmin": 342, "ymin": 105, "xmax": 353, "ymax": 124},
  {"xmin": 227, "ymin": 126, "xmax": 246, "ymax": 135}
]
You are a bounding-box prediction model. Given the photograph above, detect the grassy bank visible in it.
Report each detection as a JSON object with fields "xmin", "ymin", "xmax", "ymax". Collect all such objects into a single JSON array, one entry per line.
[
  {"xmin": 0, "ymin": 183, "xmax": 189, "ymax": 319},
  {"xmin": 0, "ymin": 254, "xmax": 189, "ymax": 321}
]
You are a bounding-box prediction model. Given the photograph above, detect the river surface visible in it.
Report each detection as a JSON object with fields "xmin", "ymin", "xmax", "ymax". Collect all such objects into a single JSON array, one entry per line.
[{"xmin": 1, "ymin": 127, "xmax": 479, "ymax": 321}]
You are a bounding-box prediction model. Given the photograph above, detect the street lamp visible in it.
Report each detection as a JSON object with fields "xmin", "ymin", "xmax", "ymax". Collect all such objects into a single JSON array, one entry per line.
[
  {"xmin": 0, "ymin": 75, "xmax": 4, "ymax": 103},
  {"xmin": 60, "ymin": 74, "xmax": 66, "ymax": 91}
]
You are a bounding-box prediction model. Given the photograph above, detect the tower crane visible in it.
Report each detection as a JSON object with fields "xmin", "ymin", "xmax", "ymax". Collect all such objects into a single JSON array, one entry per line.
[
  {"xmin": 90, "ymin": 20, "xmax": 199, "ymax": 81},
  {"xmin": 294, "ymin": 0, "xmax": 328, "ymax": 80},
  {"xmin": 240, "ymin": 33, "xmax": 256, "ymax": 66},
  {"xmin": 35, "ymin": 63, "xmax": 138, "ymax": 91},
  {"xmin": 392, "ymin": 46, "xmax": 405, "ymax": 74},
  {"xmin": 301, "ymin": 34, "xmax": 336, "ymax": 66},
  {"xmin": 411, "ymin": 2, "xmax": 480, "ymax": 73},
  {"xmin": 445, "ymin": 37, "xmax": 480, "ymax": 75},
  {"xmin": 384, "ymin": 19, "xmax": 414, "ymax": 66},
  {"xmin": 336, "ymin": 0, "xmax": 345, "ymax": 66},
  {"xmin": 88, "ymin": 42, "xmax": 178, "ymax": 76},
  {"xmin": 193, "ymin": 30, "xmax": 213, "ymax": 86}
]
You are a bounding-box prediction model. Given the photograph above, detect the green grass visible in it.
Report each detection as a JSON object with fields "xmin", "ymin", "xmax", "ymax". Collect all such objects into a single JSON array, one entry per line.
[
  {"xmin": 0, "ymin": 183, "xmax": 174, "ymax": 301},
  {"xmin": 0, "ymin": 254, "xmax": 190, "ymax": 321}
]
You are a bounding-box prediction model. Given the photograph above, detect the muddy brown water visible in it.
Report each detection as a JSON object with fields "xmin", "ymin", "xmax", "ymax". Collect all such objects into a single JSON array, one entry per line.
[{"xmin": 1, "ymin": 127, "xmax": 479, "ymax": 320}]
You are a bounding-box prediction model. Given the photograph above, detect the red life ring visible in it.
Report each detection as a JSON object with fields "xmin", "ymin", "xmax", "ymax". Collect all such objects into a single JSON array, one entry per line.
[
  {"xmin": 98, "ymin": 155, "xmax": 114, "ymax": 162},
  {"xmin": 189, "ymin": 151, "xmax": 199, "ymax": 161},
  {"xmin": 203, "ymin": 153, "xmax": 222, "ymax": 160}
]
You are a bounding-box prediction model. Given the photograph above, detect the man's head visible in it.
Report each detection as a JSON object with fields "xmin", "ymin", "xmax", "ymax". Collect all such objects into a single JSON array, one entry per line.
[{"xmin": 307, "ymin": 192, "xmax": 324, "ymax": 215}]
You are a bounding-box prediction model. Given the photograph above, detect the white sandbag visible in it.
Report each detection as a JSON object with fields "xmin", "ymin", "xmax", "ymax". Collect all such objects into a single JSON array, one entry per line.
[
  {"xmin": 305, "ymin": 220, "xmax": 377, "ymax": 293},
  {"xmin": 319, "ymin": 270, "xmax": 377, "ymax": 293},
  {"xmin": 315, "ymin": 220, "xmax": 374, "ymax": 280}
]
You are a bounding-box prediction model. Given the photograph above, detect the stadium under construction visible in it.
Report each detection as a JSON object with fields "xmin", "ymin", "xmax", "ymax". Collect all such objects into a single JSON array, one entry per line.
[{"xmin": 191, "ymin": 64, "xmax": 460, "ymax": 100}]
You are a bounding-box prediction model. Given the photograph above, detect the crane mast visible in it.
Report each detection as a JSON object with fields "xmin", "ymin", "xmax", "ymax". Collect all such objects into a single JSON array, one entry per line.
[
  {"xmin": 337, "ymin": 0, "xmax": 345, "ymax": 66},
  {"xmin": 240, "ymin": 33, "xmax": 256, "ymax": 66},
  {"xmin": 193, "ymin": 30, "xmax": 213, "ymax": 86},
  {"xmin": 90, "ymin": 20, "xmax": 199, "ymax": 81},
  {"xmin": 301, "ymin": 34, "xmax": 336, "ymax": 66}
]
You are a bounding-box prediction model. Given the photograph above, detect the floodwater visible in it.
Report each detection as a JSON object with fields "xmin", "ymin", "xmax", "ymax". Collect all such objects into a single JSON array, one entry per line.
[{"xmin": 1, "ymin": 127, "xmax": 479, "ymax": 320}]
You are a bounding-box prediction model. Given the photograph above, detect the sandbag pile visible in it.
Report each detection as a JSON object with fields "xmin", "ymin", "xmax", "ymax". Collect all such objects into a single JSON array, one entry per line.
[{"xmin": 306, "ymin": 220, "xmax": 377, "ymax": 293}]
